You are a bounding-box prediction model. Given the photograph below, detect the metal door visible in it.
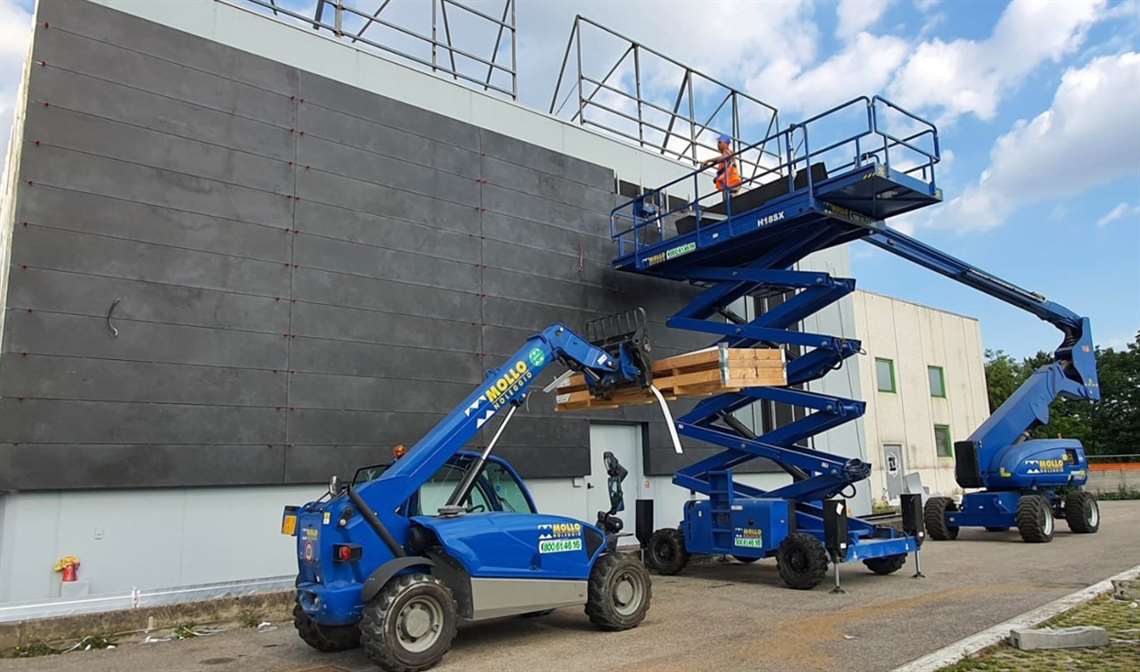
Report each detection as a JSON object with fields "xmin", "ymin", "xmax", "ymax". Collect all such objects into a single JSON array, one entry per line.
[
  {"xmin": 883, "ymin": 443, "xmax": 904, "ymax": 503},
  {"xmin": 587, "ymin": 424, "xmax": 641, "ymax": 534}
]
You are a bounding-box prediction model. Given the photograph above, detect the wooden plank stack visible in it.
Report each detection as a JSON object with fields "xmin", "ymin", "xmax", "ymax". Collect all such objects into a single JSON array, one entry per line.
[{"xmin": 554, "ymin": 345, "xmax": 786, "ymax": 411}]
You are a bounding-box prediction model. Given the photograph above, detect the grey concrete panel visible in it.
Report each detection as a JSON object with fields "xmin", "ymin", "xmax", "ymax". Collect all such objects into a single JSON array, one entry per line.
[
  {"xmin": 13, "ymin": 225, "xmax": 290, "ymax": 296},
  {"xmin": 19, "ymin": 186, "xmax": 289, "ymax": 261},
  {"xmin": 294, "ymin": 200, "xmax": 478, "ymax": 263},
  {"xmin": 482, "ymin": 295, "xmax": 602, "ymax": 335},
  {"xmin": 479, "ymin": 129, "xmax": 612, "ymax": 190},
  {"xmin": 25, "ymin": 104, "xmax": 293, "ymax": 195},
  {"xmin": 493, "ymin": 445, "xmax": 589, "ymax": 479},
  {"xmin": 0, "ymin": 355, "xmax": 285, "ymax": 406},
  {"xmin": 289, "ymin": 372, "xmax": 472, "ymax": 414},
  {"xmin": 0, "ymin": 398, "xmax": 284, "ymax": 444},
  {"xmin": 28, "ymin": 66, "xmax": 294, "ymax": 162},
  {"xmin": 283, "ymin": 444, "xmax": 398, "ymax": 483},
  {"xmin": 0, "ymin": 443, "xmax": 286, "ymax": 490},
  {"xmin": 481, "ymin": 156, "xmax": 615, "ymax": 215},
  {"xmin": 295, "ymin": 168, "xmax": 479, "ymax": 235},
  {"xmin": 21, "ymin": 146, "xmax": 295, "ymax": 228},
  {"xmin": 482, "ymin": 415, "xmax": 587, "ymax": 448},
  {"xmin": 290, "ymin": 337, "xmax": 483, "ymax": 384},
  {"xmin": 482, "ymin": 184, "xmax": 610, "ymax": 234},
  {"xmin": 293, "ymin": 267, "xmax": 480, "ymax": 323},
  {"xmin": 291, "ymin": 301, "xmax": 480, "ymax": 352},
  {"xmin": 286, "ymin": 409, "xmax": 443, "ymax": 445},
  {"xmin": 293, "ymin": 232, "xmax": 479, "ymax": 291},
  {"xmin": 482, "ymin": 237, "xmax": 611, "ymax": 288},
  {"xmin": 300, "ymin": 73, "xmax": 478, "ymax": 152},
  {"xmin": 32, "ymin": 29, "xmax": 295, "ymax": 127},
  {"xmin": 298, "ymin": 135, "xmax": 480, "ymax": 207},
  {"xmin": 37, "ymin": 0, "xmax": 299, "ymax": 94},
  {"xmin": 4, "ymin": 311, "xmax": 288, "ymax": 370},
  {"xmin": 297, "ymin": 103, "xmax": 480, "ymax": 179},
  {"xmin": 483, "ymin": 267, "xmax": 631, "ymax": 315},
  {"xmin": 8, "ymin": 267, "xmax": 289, "ymax": 333},
  {"xmin": 482, "ymin": 210, "xmax": 616, "ymax": 268}
]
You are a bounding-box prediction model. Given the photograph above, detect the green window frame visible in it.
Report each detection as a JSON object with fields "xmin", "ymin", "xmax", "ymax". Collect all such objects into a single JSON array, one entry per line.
[
  {"xmin": 928, "ymin": 365, "xmax": 947, "ymax": 398},
  {"xmin": 934, "ymin": 424, "xmax": 953, "ymax": 458},
  {"xmin": 875, "ymin": 357, "xmax": 896, "ymax": 393}
]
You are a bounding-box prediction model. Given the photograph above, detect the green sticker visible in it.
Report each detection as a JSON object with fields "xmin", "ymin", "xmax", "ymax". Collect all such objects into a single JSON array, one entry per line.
[
  {"xmin": 734, "ymin": 536, "xmax": 763, "ymax": 549},
  {"xmin": 528, "ymin": 348, "xmax": 546, "ymax": 368},
  {"xmin": 539, "ymin": 538, "xmax": 583, "ymax": 554}
]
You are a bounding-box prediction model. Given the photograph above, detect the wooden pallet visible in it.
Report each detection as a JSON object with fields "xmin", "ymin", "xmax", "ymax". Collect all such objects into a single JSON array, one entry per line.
[{"xmin": 554, "ymin": 346, "xmax": 786, "ymax": 411}]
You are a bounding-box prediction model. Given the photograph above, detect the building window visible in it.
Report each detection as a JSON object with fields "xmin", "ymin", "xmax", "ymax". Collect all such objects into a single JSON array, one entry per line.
[
  {"xmin": 934, "ymin": 425, "xmax": 953, "ymax": 458},
  {"xmin": 875, "ymin": 358, "xmax": 896, "ymax": 393},
  {"xmin": 928, "ymin": 366, "xmax": 946, "ymax": 398}
]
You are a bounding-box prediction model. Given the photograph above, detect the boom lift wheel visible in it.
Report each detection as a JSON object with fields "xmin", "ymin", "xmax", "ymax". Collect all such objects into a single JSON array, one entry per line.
[
  {"xmin": 360, "ymin": 573, "xmax": 458, "ymax": 672},
  {"xmin": 923, "ymin": 497, "xmax": 959, "ymax": 541},
  {"xmin": 862, "ymin": 554, "xmax": 907, "ymax": 576},
  {"xmin": 293, "ymin": 603, "xmax": 361, "ymax": 652},
  {"xmin": 586, "ymin": 553, "xmax": 652, "ymax": 630},
  {"xmin": 775, "ymin": 532, "xmax": 829, "ymax": 590},
  {"xmin": 1016, "ymin": 495, "xmax": 1055, "ymax": 543},
  {"xmin": 645, "ymin": 528, "xmax": 689, "ymax": 575},
  {"xmin": 1064, "ymin": 490, "xmax": 1100, "ymax": 534}
]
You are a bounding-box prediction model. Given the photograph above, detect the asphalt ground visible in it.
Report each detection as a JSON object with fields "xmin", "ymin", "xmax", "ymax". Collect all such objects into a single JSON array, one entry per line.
[{"xmin": 5, "ymin": 500, "xmax": 1139, "ymax": 672}]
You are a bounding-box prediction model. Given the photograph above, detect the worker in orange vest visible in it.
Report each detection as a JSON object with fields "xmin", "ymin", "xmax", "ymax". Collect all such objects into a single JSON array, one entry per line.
[{"xmin": 703, "ymin": 134, "xmax": 743, "ymax": 201}]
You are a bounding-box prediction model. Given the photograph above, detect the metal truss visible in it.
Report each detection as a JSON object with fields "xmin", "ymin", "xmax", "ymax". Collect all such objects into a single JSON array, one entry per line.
[
  {"xmin": 549, "ymin": 16, "xmax": 784, "ymax": 181},
  {"xmin": 239, "ymin": 0, "xmax": 518, "ymax": 99}
]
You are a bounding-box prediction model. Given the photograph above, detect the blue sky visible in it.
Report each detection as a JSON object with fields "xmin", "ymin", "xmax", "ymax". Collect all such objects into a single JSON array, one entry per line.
[{"xmin": 0, "ymin": 0, "xmax": 1137, "ymax": 358}]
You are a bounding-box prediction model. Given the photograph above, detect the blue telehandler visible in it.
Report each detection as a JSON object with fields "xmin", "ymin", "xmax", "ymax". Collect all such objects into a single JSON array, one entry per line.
[{"xmin": 282, "ymin": 316, "xmax": 657, "ymax": 671}]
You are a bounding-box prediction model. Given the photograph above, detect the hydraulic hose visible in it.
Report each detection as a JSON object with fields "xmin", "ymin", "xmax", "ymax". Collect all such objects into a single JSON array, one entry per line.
[{"xmin": 347, "ymin": 485, "xmax": 405, "ymax": 558}]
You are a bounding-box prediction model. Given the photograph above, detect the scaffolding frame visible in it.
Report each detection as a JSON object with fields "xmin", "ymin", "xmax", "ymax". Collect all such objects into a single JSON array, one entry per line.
[
  {"xmin": 549, "ymin": 16, "xmax": 784, "ymax": 181},
  {"xmin": 240, "ymin": 0, "xmax": 518, "ymax": 99}
]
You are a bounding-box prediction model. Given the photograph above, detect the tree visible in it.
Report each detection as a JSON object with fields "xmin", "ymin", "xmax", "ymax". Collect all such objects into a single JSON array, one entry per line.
[{"xmin": 983, "ymin": 331, "xmax": 1139, "ymax": 456}]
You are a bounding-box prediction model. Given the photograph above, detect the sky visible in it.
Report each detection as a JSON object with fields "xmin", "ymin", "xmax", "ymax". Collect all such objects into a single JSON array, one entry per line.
[{"xmin": 0, "ymin": 0, "xmax": 1137, "ymax": 359}]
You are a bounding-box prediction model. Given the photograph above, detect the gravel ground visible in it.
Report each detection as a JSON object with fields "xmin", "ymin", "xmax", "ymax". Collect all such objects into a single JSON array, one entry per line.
[{"xmin": 3, "ymin": 500, "xmax": 1139, "ymax": 672}]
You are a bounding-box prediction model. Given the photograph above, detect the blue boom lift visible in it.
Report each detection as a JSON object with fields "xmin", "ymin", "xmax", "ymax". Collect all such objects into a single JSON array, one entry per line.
[
  {"xmin": 609, "ymin": 95, "xmax": 1100, "ymax": 588},
  {"xmin": 283, "ymin": 319, "xmax": 657, "ymax": 671}
]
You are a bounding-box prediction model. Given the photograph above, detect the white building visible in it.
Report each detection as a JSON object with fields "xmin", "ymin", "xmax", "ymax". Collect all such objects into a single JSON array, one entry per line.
[{"xmin": 852, "ymin": 290, "xmax": 990, "ymax": 505}]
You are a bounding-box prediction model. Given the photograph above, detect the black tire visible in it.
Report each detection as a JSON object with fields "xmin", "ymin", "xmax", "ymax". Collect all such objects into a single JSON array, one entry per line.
[
  {"xmin": 1016, "ymin": 494, "xmax": 1055, "ymax": 543},
  {"xmin": 775, "ymin": 532, "xmax": 829, "ymax": 590},
  {"xmin": 293, "ymin": 603, "xmax": 361, "ymax": 652},
  {"xmin": 733, "ymin": 555, "xmax": 760, "ymax": 564},
  {"xmin": 645, "ymin": 528, "xmax": 689, "ymax": 575},
  {"xmin": 924, "ymin": 497, "xmax": 959, "ymax": 541},
  {"xmin": 863, "ymin": 554, "xmax": 907, "ymax": 576},
  {"xmin": 1065, "ymin": 490, "xmax": 1100, "ymax": 534},
  {"xmin": 585, "ymin": 553, "xmax": 652, "ymax": 631},
  {"xmin": 984, "ymin": 527, "xmax": 1010, "ymax": 532},
  {"xmin": 360, "ymin": 573, "xmax": 458, "ymax": 672}
]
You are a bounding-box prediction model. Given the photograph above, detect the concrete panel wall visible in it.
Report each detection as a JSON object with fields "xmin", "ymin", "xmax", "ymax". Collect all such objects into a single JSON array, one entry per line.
[{"xmin": 0, "ymin": 0, "xmax": 707, "ymax": 491}]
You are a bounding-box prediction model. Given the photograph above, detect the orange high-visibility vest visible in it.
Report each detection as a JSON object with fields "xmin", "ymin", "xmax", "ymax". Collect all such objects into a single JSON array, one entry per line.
[{"xmin": 714, "ymin": 156, "xmax": 743, "ymax": 192}]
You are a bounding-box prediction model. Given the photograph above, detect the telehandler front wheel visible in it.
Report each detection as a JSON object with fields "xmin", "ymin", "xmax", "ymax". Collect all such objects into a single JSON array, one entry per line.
[
  {"xmin": 586, "ymin": 553, "xmax": 652, "ymax": 631},
  {"xmin": 360, "ymin": 573, "xmax": 458, "ymax": 672},
  {"xmin": 293, "ymin": 603, "xmax": 361, "ymax": 652}
]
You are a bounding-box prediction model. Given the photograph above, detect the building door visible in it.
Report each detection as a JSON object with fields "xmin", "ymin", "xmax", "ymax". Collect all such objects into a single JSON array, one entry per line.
[
  {"xmin": 587, "ymin": 424, "xmax": 642, "ymax": 535},
  {"xmin": 883, "ymin": 443, "xmax": 905, "ymax": 503}
]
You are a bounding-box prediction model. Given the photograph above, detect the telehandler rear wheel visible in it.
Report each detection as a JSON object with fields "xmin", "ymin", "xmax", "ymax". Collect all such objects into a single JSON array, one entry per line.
[
  {"xmin": 586, "ymin": 553, "xmax": 652, "ymax": 631},
  {"xmin": 293, "ymin": 603, "xmax": 361, "ymax": 652},
  {"xmin": 360, "ymin": 573, "xmax": 458, "ymax": 672},
  {"xmin": 645, "ymin": 528, "xmax": 689, "ymax": 575},
  {"xmin": 776, "ymin": 532, "xmax": 829, "ymax": 590},
  {"xmin": 1016, "ymin": 494, "xmax": 1055, "ymax": 543},
  {"xmin": 923, "ymin": 497, "xmax": 959, "ymax": 540},
  {"xmin": 1064, "ymin": 490, "xmax": 1100, "ymax": 534}
]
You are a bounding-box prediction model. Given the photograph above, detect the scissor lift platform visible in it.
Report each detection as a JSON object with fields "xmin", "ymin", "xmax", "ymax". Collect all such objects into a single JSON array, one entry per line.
[{"xmin": 612, "ymin": 96, "xmax": 941, "ymax": 586}]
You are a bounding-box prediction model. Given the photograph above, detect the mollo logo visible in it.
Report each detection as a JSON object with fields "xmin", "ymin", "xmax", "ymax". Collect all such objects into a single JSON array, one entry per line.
[{"xmin": 483, "ymin": 360, "xmax": 532, "ymax": 410}]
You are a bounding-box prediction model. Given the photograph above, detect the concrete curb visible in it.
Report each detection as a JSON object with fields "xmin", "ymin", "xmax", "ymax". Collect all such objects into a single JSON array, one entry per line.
[{"xmin": 892, "ymin": 562, "xmax": 1140, "ymax": 672}]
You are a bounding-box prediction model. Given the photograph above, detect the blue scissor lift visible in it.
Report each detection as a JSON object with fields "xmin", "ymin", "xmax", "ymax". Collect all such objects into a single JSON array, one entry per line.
[{"xmin": 611, "ymin": 96, "xmax": 942, "ymax": 589}]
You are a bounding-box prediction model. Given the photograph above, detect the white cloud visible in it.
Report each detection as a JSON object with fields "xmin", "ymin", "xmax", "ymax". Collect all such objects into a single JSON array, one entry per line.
[
  {"xmin": 1096, "ymin": 202, "xmax": 1140, "ymax": 227},
  {"xmin": 836, "ymin": 0, "xmax": 893, "ymax": 40},
  {"xmin": 927, "ymin": 52, "xmax": 1140, "ymax": 232},
  {"xmin": 889, "ymin": 0, "xmax": 1105, "ymax": 123},
  {"xmin": 0, "ymin": 0, "xmax": 32, "ymax": 170}
]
